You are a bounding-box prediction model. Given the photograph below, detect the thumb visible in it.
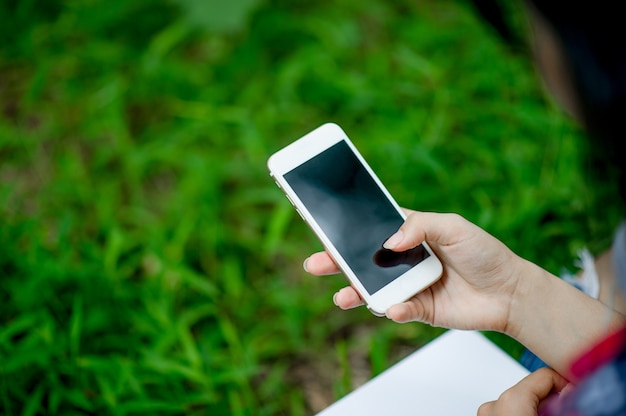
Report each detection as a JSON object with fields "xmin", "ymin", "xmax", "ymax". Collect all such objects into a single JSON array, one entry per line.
[{"xmin": 383, "ymin": 212, "xmax": 472, "ymax": 252}]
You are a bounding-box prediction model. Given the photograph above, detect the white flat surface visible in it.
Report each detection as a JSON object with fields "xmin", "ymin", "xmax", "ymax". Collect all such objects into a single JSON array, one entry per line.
[{"xmin": 316, "ymin": 330, "xmax": 530, "ymax": 416}]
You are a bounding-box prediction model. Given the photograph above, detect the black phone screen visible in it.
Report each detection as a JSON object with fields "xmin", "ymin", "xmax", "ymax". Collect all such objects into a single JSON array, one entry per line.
[{"xmin": 284, "ymin": 140, "xmax": 429, "ymax": 295}]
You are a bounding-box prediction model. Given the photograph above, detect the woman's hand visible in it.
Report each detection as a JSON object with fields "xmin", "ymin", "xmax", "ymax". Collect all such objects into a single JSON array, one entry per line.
[
  {"xmin": 304, "ymin": 210, "xmax": 526, "ymax": 333},
  {"xmin": 305, "ymin": 210, "xmax": 626, "ymax": 377},
  {"xmin": 477, "ymin": 368, "xmax": 570, "ymax": 416}
]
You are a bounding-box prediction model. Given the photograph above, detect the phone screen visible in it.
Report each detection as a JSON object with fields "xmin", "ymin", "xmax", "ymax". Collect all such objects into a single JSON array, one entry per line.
[{"xmin": 284, "ymin": 140, "xmax": 429, "ymax": 295}]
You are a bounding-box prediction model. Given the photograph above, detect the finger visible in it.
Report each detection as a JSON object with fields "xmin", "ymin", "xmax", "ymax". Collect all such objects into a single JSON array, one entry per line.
[
  {"xmin": 386, "ymin": 304, "xmax": 411, "ymax": 323},
  {"xmin": 400, "ymin": 207, "xmax": 415, "ymax": 217},
  {"xmin": 513, "ymin": 367, "xmax": 569, "ymax": 400},
  {"xmin": 334, "ymin": 286, "xmax": 364, "ymax": 309},
  {"xmin": 477, "ymin": 400, "xmax": 495, "ymax": 416},
  {"xmin": 303, "ymin": 254, "xmax": 363, "ymax": 309},
  {"xmin": 383, "ymin": 212, "xmax": 473, "ymax": 252},
  {"xmin": 479, "ymin": 368, "xmax": 569, "ymax": 416},
  {"xmin": 385, "ymin": 294, "xmax": 431, "ymax": 323},
  {"xmin": 304, "ymin": 252, "xmax": 340, "ymax": 275}
]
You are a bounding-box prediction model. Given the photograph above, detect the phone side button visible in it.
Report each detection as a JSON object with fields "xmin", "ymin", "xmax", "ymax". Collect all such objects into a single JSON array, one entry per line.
[{"xmin": 295, "ymin": 208, "xmax": 305, "ymax": 221}]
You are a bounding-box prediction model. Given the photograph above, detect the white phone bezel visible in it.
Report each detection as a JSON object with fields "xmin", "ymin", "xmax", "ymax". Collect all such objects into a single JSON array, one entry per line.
[{"xmin": 267, "ymin": 123, "xmax": 443, "ymax": 315}]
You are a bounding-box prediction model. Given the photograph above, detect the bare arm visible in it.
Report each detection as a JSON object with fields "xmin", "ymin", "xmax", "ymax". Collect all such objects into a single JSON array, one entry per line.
[
  {"xmin": 304, "ymin": 211, "xmax": 626, "ymax": 380},
  {"xmin": 507, "ymin": 259, "xmax": 624, "ymax": 380}
]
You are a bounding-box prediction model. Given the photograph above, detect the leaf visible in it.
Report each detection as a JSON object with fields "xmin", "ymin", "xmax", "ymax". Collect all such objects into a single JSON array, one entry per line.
[
  {"xmin": 70, "ymin": 295, "xmax": 83, "ymax": 359},
  {"xmin": 174, "ymin": 0, "xmax": 262, "ymax": 33},
  {"xmin": 0, "ymin": 314, "xmax": 39, "ymax": 347},
  {"xmin": 141, "ymin": 353, "xmax": 210, "ymax": 386},
  {"xmin": 21, "ymin": 383, "xmax": 44, "ymax": 416},
  {"xmin": 179, "ymin": 266, "xmax": 219, "ymax": 299},
  {"xmin": 263, "ymin": 199, "xmax": 294, "ymax": 256},
  {"xmin": 116, "ymin": 399, "xmax": 185, "ymax": 413},
  {"xmin": 104, "ymin": 228, "xmax": 124, "ymax": 279}
]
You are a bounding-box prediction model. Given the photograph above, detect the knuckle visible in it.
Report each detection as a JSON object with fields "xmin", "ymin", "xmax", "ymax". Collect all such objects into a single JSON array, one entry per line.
[
  {"xmin": 497, "ymin": 387, "xmax": 517, "ymax": 404},
  {"xmin": 477, "ymin": 401, "xmax": 493, "ymax": 416},
  {"xmin": 445, "ymin": 212, "xmax": 467, "ymax": 225}
]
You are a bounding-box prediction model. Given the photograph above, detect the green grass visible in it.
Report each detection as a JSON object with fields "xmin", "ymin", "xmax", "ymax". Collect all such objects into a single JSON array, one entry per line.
[{"xmin": 1, "ymin": 0, "xmax": 624, "ymax": 414}]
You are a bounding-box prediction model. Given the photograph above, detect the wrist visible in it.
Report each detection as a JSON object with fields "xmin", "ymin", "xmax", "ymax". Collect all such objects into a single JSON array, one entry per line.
[
  {"xmin": 503, "ymin": 257, "xmax": 548, "ymax": 340},
  {"xmin": 503, "ymin": 257, "xmax": 626, "ymax": 378}
]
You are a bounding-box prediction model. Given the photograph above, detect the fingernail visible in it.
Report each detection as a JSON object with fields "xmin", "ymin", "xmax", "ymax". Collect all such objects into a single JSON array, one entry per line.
[
  {"xmin": 303, "ymin": 257, "xmax": 310, "ymax": 272},
  {"xmin": 560, "ymin": 383, "xmax": 574, "ymax": 397},
  {"xmin": 332, "ymin": 293, "xmax": 339, "ymax": 306},
  {"xmin": 383, "ymin": 230, "xmax": 404, "ymax": 249}
]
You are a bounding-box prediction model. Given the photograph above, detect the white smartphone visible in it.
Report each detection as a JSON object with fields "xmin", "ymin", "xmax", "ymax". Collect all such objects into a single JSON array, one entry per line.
[{"xmin": 267, "ymin": 123, "xmax": 443, "ymax": 316}]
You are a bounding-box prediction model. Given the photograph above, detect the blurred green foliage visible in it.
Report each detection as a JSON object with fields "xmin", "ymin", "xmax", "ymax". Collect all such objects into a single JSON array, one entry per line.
[{"xmin": 1, "ymin": 0, "xmax": 623, "ymax": 414}]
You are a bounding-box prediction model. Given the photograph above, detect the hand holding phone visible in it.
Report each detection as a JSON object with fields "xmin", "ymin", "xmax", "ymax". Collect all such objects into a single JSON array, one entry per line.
[
  {"xmin": 267, "ymin": 123, "xmax": 443, "ymax": 316},
  {"xmin": 304, "ymin": 209, "xmax": 531, "ymax": 335}
]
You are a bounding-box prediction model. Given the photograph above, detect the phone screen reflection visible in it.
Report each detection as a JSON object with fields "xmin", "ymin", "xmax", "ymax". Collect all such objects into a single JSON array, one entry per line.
[{"xmin": 284, "ymin": 141, "xmax": 429, "ymax": 295}]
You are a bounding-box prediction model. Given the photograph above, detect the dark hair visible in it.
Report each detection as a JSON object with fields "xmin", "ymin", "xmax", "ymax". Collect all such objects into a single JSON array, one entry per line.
[
  {"xmin": 470, "ymin": 0, "xmax": 626, "ymax": 204},
  {"xmin": 529, "ymin": 1, "xmax": 626, "ymax": 202}
]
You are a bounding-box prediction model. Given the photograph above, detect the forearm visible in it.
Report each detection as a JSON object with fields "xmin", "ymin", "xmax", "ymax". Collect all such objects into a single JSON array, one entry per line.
[{"xmin": 506, "ymin": 258, "xmax": 626, "ymax": 381}]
